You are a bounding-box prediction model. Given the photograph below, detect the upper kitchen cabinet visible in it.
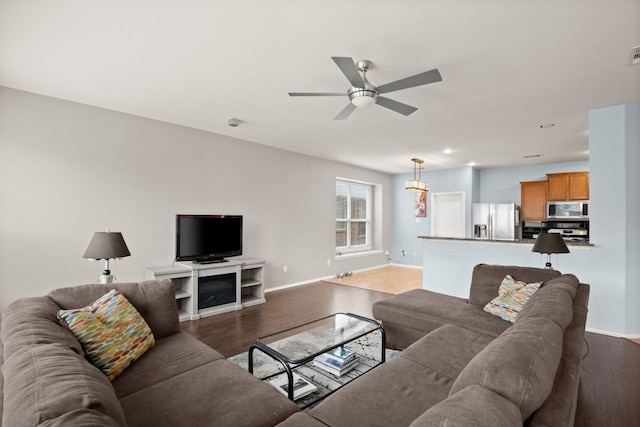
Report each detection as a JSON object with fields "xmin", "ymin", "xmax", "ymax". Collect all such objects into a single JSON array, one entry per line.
[
  {"xmin": 546, "ymin": 172, "xmax": 590, "ymax": 201},
  {"xmin": 520, "ymin": 180, "xmax": 548, "ymax": 221}
]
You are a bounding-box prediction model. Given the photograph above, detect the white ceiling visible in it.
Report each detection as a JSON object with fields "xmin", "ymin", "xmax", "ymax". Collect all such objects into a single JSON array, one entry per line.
[{"xmin": 1, "ymin": 1, "xmax": 639, "ymax": 174}]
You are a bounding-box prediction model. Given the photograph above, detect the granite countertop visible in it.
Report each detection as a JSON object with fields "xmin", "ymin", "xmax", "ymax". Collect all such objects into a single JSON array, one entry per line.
[{"xmin": 417, "ymin": 236, "xmax": 593, "ymax": 247}]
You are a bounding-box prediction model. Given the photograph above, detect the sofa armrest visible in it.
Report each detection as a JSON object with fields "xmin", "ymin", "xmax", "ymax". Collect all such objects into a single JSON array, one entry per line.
[
  {"xmin": 48, "ymin": 279, "xmax": 180, "ymax": 339},
  {"xmin": 410, "ymin": 385, "xmax": 522, "ymax": 427}
]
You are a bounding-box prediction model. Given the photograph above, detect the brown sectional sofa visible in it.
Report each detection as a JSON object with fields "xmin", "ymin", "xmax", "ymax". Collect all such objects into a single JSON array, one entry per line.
[
  {"xmin": 0, "ymin": 279, "xmax": 299, "ymax": 427},
  {"xmin": 1, "ymin": 264, "xmax": 589, "ymax": 427},
  {"xmin": 277, "ymin": 264, "xmax": 589, "ymax": 427}
]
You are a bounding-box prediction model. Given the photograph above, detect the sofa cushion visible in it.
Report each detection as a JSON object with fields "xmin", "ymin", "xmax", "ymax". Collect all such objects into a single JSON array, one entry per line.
[
  {"xmin": 276, "ymin": 412, "xmax": 328, "ymax": 427},
  {"xmin": 112, "ymin": 331, "xmax": 224, "ymax": 398},
  {"xmin": 469, "ymin": 264, "xmax": 561, "ymax": 308},
  {"xmin": 37, "ymin": 410, "xmax": 125, "ymax": 427},
  {"xmin": 410, "ymin": 385, "xmax": 522, "ymax": 427},
  {"xmin": 1, "ymin": 296, "xmax": 83, "ymax": 359},
  {"xmin": 483, "ymin": 275, "xmax": 542, "ymax": 323},
  {"xmin": 516, "ymin": 276, "xmax": 578, "ymax": 331},
  {"xmin": 58, "ymin": 289, "xmax": 156, "ymax": 381},
  {"xmin": 48, "ymin": 279, "xmax": 179, "ymax": 339},
  {"xmin": 2, "ymin": 343, "xmax": 127, "ymax": 427},
  {"xmin": 401, "ymin": 324, "xmax": 494, "ymax": 379},
  {"xmin": 309, "ymin": 356, "xmax": 453, "ymax": 427},
  {"xmin": 118, "ymin": 359, "xmax": 299, "ymax": 427},
  {"xmin": 372, "ymin": 289, "xmax": 511, "ymax": 350},
  {"xmin": 450, "ymin": 316, "xmax": 564, "ymax": 420}
]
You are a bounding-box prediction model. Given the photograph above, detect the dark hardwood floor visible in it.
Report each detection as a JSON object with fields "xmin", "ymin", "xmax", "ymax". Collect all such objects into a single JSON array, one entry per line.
[
  {"xmin": 575, "ymin": 333, "xmax": 640, "ymax": 427},
  {"xmin": 180, "ymin": 281, "xmax": 640, "ymax": 427}
]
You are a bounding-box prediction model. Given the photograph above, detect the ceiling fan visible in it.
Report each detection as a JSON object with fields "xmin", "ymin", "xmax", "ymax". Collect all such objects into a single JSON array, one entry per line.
[{"xmin": 288, "ymin": 57, "xmax": 442, "ymax": 120}]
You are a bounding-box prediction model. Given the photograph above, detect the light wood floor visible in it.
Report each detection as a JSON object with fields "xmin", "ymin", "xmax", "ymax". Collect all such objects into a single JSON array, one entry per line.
[{"xmin": 322, "ymin": 264, "xmax": 422, "ymax": 294}]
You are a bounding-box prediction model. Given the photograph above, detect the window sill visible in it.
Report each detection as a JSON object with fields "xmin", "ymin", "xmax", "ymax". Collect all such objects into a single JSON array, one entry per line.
[{"xmin": 335, "ymin": 250, "xmax": 384, "ymax": 260}]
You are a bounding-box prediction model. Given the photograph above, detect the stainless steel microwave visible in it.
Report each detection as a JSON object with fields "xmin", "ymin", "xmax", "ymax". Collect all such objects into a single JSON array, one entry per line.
[{"xmin": 547, "ymin": 201, "xmax": 589, "ymax": 220}]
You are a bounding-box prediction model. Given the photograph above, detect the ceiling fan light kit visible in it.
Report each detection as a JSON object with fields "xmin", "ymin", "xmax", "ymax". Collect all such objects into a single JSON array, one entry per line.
[
  {"xmin": 288, "ymin": 56, "xmax": 442, "ymax": 120},
  {"xmin": 348, "ymin": 88, "xmax": 378, "ymax": 108}
]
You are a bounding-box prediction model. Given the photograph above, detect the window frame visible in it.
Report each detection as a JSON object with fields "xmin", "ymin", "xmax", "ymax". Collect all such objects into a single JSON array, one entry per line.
[{"xmin": 336, "ymin": 178, "xmax": 373, "ymax": 254}]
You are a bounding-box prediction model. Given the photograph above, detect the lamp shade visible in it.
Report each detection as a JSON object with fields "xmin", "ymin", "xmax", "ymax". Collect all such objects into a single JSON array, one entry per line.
[
  {"xmin": 405, "ymin": 180, "xmax": 429, "ymax": 191},
  {"xmin": 83, "ymin": 231, "xmax": 131, "ymax": 260},
  {"xmin": 532, "ymin": 232, "xmax": 570, "ymax": 255}
]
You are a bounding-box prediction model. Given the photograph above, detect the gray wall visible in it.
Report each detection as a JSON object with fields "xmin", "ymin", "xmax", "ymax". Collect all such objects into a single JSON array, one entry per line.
[{"xmin": 0, "ymin": 87, "xmax": 391, "ymax": 308}]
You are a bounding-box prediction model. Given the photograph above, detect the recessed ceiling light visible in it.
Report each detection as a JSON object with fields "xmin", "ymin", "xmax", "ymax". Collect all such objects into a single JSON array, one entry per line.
[
  {"xmin": 468, "ymin": 162, "xmax": 476, "ymax": 167},
  {"xmin": 539, "ymin": 123, "xmax": 555, "ymax": 128},
  {"xmin": 443, "ymin": 148, "xmax": 453, "ymax": 154}
]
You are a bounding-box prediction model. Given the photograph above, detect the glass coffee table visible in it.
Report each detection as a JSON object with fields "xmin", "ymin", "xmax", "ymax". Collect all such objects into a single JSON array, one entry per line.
[{"xmin": 249, "ymin": 313, "xmax": 385, "ymax": 404}]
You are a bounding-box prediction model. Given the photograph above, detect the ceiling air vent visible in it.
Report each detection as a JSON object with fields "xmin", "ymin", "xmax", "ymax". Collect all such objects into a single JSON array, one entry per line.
[
  {"xmin": 630, "ymin": 46, "xmax": 640, "ymax": 66},
  {"xmin": 523, "ymin": 154, "xmax": 543, "ymax": 159}
]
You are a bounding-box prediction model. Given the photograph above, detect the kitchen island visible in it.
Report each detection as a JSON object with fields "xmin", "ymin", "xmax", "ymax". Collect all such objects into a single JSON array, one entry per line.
[{"xmin": 417, "ymin": 236, "xmax": 593, "ymax": 300}]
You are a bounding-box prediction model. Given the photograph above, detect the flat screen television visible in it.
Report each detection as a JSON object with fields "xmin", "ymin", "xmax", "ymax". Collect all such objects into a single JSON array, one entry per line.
[{"xmin": 175, "ymin": 214, "xmax": 243, "ymax": 263}]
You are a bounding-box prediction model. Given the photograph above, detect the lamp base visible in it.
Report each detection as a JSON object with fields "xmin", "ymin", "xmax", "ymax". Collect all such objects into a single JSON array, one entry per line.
[{"xmin": 98, "ymin": 274, "xmax": 114, "ymax": 284}]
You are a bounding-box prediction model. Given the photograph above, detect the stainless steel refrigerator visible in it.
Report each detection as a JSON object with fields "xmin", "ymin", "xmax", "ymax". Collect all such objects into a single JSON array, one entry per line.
[{"xmin": 472, "ymin": 203, "xmax": 521, "ymax": 241}]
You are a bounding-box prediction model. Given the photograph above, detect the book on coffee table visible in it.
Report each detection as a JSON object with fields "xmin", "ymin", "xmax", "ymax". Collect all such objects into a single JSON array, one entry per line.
[
  {"xmin": 313, "ymin": 352, "xmax": 360, "ymax": 377},
  {"xmin": 324, "ymin": 347, "xmax": 358, "ymax": 364},
  {"xmin": 269, "ymin": 373, "xmax": 317, "ymax": 400}
]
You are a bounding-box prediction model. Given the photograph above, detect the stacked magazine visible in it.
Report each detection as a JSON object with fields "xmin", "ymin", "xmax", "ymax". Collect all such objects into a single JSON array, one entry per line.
[
  {"xmin": 313, "ymin": 347, "xmax": 360, "ymax": 377},
  {"xmin": 269, "ymin": 373, "xmax": 317, "ymax": 400}
]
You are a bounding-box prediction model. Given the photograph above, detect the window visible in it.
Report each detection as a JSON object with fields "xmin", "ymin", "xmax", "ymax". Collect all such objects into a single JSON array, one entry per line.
[{"xmin": 336, "ymin": 179, "xmax": 372, "ymax": 252}]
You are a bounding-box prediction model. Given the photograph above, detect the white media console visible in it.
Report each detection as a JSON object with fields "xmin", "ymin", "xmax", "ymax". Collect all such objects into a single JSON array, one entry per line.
[{"xmin": 144, "ymin": 258, "xmax": 266, "ymax": 322}]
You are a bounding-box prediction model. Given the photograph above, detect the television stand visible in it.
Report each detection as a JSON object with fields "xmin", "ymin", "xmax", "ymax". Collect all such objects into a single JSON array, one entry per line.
[{"xmin": 144, "ymin": 258, "xmax": 266, "ymax": 321}]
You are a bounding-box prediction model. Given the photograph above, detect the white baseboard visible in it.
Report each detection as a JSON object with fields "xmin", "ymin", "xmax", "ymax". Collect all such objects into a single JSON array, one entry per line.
[
  {"xmin": 265, "ymin": 263, "xmax": 395, "ymax": 293},
  {"xmin": 387, "ymin": 263, "xmax": 423, "ymax": 270},
  {"xmin": 586, "ymin": 327, "xmax": 640, "ymax": 339}
]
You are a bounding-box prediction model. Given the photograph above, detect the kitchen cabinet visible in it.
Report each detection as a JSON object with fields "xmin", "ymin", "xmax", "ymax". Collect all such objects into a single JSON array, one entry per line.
[
  {"xmin": 520, "ymin": 180, "xmax": 548, "ymax": 221},
  {"xmin": 546, "ymin": 172, "xmax": 589, "ymax": 201}
]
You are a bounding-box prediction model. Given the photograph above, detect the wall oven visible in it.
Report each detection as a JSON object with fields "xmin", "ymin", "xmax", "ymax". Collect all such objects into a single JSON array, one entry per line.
[
  {"xmin": 544, "ymin": 220, "xmax": 589, "ymax": 242},
  {"xmin": 547, "ymin": 201, "xmax": 589, "ymax": 220}
]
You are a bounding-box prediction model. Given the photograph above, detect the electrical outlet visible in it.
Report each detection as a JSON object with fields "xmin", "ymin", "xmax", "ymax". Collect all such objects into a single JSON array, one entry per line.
[
  {"xmin": 327, "ymin": 259, "xmax": 331, "ymax": 266},
  {"xmin": 401, "ymin": 250, "xmax": 406, "ymax": 257},
  {"xmin": 283, "ymin": 265, "xmax": 288, "ymax": 273},
  {"xmin": 413, "ymin": 252, "xmax": 417, "ymax": 258}
]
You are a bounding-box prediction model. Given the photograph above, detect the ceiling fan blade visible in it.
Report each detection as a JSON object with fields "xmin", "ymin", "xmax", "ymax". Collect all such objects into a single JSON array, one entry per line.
[
  {"xmin": 288, "ymin": 92, "xmax": 346, "ymax": 96},
  {"xmin": 375, "ymin": 96, "xmax": 418, "ymax": 116},
  {"xmin": 334, "ymin": 103, "xmax": 357, "ymax": 120},
  {"xmin": 332, "ymin": 57, "xmax": 365, "ymax": 88},
  {"xmin": 377, "ymin": 68, "xmax": 442, "ymax": 94}
]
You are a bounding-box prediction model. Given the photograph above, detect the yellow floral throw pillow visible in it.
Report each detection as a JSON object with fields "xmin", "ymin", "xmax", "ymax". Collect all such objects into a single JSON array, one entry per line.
[
  {"xmin": 58, "ymin": 289, "xmax": 155, "ymax": 380},
  {"xmin": 483, "ymin": 275, "xmax": 542, "ymax": 323}
]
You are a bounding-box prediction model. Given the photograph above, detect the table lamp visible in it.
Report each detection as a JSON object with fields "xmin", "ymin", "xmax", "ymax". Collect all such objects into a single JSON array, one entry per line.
[
  {"xmin": 532, "ymin": 232, "xmax": 569, "ymax": 269},
  {"xmin": 83, "ymin": 230, "xmax": 131, "ymax": 283}
]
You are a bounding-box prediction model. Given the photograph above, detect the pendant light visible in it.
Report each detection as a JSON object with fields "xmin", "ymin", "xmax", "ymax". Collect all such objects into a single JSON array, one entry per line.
[{"xmin": 405, "ymin": 158, "xmax": 428, "ymax": 192}]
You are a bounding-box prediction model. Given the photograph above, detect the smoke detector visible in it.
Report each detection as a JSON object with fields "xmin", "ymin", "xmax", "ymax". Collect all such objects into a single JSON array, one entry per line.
[{"xmin": 630, "ymin": 46, "xmax": 640, "ymax": 66}]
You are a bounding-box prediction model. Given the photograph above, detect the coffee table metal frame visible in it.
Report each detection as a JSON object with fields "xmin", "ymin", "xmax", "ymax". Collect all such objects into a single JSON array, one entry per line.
[{"xmin": 248, "ymin": 312, "xmax": 385, "ymax": 401}]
